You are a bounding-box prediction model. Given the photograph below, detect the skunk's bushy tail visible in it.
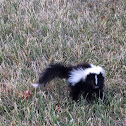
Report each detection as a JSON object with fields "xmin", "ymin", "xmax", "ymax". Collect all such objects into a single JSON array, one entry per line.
[{"xmin": 32, "ymin": 63, "xmax": 71, "ymax": 88}]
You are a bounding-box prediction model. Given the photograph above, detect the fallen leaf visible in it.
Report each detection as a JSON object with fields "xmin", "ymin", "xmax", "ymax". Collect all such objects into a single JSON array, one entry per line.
[
  {"xmin": 101, "ymin": 16, "xmax": 105, "ymax": 20},
  {"xmin": 54, "ymin": 103, "xmax": 61, "ymax": 113},
  {"xmin": 22, "ymin": 90, "xmax": 32, "ymax": 100}
]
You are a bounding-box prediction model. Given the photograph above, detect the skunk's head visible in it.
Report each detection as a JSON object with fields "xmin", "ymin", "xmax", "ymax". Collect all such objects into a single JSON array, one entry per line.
[
  {"xmin": 85, "ymin": 73, "xmax": 104, "ymax": 89},
  {"xmin": 68, "ymin": 64, "xmax": 105, "ymax": 88}
]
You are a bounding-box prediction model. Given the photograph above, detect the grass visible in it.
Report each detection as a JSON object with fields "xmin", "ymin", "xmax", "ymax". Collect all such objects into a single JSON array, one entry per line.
[{"xmin": 0, "ymin": 0, "xmax": 126, "ymax": 125}]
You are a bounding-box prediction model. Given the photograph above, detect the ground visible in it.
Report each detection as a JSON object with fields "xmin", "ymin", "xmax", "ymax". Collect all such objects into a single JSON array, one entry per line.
[{"xmin": 0, "ymin": 0, "xmax": 126, "ymax": 125}]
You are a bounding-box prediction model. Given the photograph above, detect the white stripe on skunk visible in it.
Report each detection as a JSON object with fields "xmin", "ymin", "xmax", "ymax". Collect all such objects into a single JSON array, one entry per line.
[{"xmin": 68, "ymin": 64, "xmax": 105, "ymax": 86}]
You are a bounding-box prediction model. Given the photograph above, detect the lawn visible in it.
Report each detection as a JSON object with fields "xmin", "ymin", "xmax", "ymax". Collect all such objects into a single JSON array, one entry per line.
[{"xmin": 0, "ymin": 0, "xmax": 126, "ymax": 125}]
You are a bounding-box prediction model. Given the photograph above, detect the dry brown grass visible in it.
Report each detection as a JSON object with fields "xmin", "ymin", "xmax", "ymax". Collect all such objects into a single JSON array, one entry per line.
[{"xmin": 0, "ymin": 0, "xmax": 126, "ymax": 125}]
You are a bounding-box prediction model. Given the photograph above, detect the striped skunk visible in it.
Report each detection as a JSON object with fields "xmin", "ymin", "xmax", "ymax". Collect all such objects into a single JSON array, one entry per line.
[{"xmin": 32, "ymin": 63, "xmax": 105, "ymax": 101}]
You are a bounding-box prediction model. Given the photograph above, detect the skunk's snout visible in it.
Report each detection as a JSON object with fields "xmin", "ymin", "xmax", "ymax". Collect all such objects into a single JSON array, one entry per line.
[{"xmin": 94, "ymin": 86, "xmax": 99, "ymax": 89}]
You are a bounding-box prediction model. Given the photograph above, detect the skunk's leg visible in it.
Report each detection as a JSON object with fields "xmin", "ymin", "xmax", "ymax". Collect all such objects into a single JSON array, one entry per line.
[
  {"xmin": 83, "ymin": 91, "xmax": 93, "ymax": 101},
  {"xmin": 69, "ymin": 86, "xmax": 81, "ymax": 101},
  {"xmin": 95, "ymin": 89, "xmax": 104, "ymax": 100}
]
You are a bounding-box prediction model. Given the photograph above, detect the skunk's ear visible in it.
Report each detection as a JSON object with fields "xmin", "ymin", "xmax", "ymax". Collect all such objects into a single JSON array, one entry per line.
[
  {"xmin": 88, "ymin": 73, "xmax": 92, "ymax": 76},
  {"xmin": 99, "ymin": 72, "xmax": 104, "ymax": 76},
  {"xmin": 99, "ymin": 72, "xmax": 102, "ymax": 75},
  {"xmin": 86, "ymin": 73, "xmax": 91, "ymax": 78}
]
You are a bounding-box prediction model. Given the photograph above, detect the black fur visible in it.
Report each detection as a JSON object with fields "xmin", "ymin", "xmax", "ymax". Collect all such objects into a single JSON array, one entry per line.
[
  {"xmin": 35, "ymin": 63, "xmax": 105, "ymax": 101},
  {"xmin": 38, "ymin": 63, "xmax": 72, "ymax": 85},
  {"xmin": 69, "ymin": 73, "xmax": 104, "ymax": 101}
]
